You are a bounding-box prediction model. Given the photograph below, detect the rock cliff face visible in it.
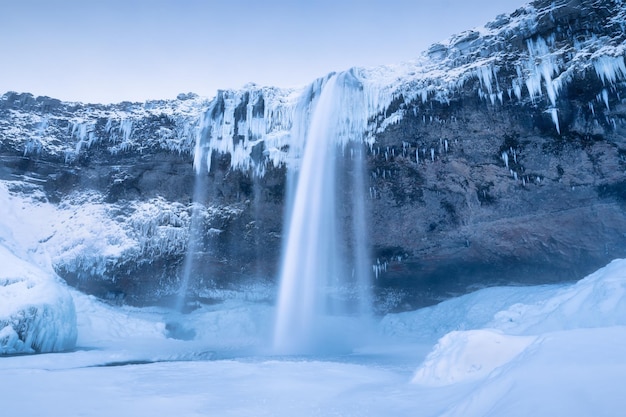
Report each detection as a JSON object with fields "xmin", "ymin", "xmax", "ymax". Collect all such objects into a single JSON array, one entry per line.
[{"xmin": 1, "ymin": 0, "xmax": 625, "ymax": 311}]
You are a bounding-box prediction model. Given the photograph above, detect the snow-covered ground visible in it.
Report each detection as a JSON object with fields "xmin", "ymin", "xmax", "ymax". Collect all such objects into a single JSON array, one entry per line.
[
  {"xmin": 2, "ymin": 176, "xmax": 626, "ymax": 416},
  {"xmin": 2, "ymin": 260, "xmax": 626, "ymax": 416}
]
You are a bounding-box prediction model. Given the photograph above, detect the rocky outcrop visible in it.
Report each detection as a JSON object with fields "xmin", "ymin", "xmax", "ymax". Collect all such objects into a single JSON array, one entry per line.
[{"xmin": 1, "ymin": 0, "xmax": 625, "ymax": 310}]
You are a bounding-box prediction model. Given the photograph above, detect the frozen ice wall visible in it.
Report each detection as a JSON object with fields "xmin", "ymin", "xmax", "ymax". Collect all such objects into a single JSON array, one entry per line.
[
  {"xmin": 0, "ymin": 183, "xmax": 78, "ymax": 354},
  {"xmin": 0, "ymin": 244, "xmax": 77, "ymax": 354}
]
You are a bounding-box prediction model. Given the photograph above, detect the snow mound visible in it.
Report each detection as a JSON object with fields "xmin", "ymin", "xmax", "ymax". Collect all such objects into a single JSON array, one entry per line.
[
  {"xmin": 410, "ymin": 258, "xmax": 626, "ymax": 387},
  {"xmin": 412, "ymin": 329, "xmax": 536, "ymax": 386},
  {"xmin": 379, "ymin": 284, "xmax": 561, "ymax": 342},
  {"xmin": 491, "ymin": 258, "xmax": 626, "ymax": 334},
  {"xmin": 72, "ymin": 291, "xmax": 166, "ymax": 348},
  {"xmin": 0, "ymin": 244, "xmax": 77, "ymax": 354},
  {"xmin": 439, "ymin": 326, "xmax": 626, "ymax": 417}
]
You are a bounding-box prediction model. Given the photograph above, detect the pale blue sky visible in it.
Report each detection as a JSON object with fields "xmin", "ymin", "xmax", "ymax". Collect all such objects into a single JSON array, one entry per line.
[{"xmin": 0, "ymin": 0, "xmax": 525, "ymax": 103}]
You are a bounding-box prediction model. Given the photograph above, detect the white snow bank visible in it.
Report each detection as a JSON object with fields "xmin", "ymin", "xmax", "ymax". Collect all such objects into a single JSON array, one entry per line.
[
  {"xmin": 0, "ymin": 182, "xmax": 77, "ymax": 354},
  {"xmin": 439, "ymin": 326, "xmax": 626, "ymax": 417},
  {"xmin": 1, "ymin": 260, "xmax": 626, "ymax": 416},
  {"xmin": 492, "ymin": 258, "xmax": 626, "ymax": 334},
  {"xmin": 72, "ymin": 291, "xmax": 167, "ymax": 348},
  {"xmin": 0, "ymin": 244, "xmax": 77, "ymax": 354},
  {"xmin": 408, "ymin": 258, "xmax": 626, "ymax": 388},
  {"xmin": 412, "ymin": 329, "xmax": 536, "ymax": 386},
  {"xmin": 72, "ymin": 291, "xmax": 274, "ymax": 353},
  {"xmin": 379, "ymin": 284, "xmax": 561, "ymax": 342}
]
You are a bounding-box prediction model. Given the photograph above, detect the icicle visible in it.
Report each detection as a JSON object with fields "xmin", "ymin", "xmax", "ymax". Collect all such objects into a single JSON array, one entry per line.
[
  {"xmin": 444, "ymin": 139, "xmax": 449, "ymax": 153},
  {"xmin": 547, "ymin": 108, "xmax": 560, "ymax": 134},
  {"xmin": 416, "ymin": 149, "xmax": 419, "ymax": 164},
  {"xmin": 593, "ymin": 55, "xmax": 626, "ymax": 86},
  {"xmin": 502, "ymin": 151, "xmax": 509, "ymax": 169},
  {"xmin": 601, "ymin": 89, "xmax": 610, "ymax": 111},
  {"xmin": 430, "ymin": 148, "xmax": 435, "ymax": 162}
]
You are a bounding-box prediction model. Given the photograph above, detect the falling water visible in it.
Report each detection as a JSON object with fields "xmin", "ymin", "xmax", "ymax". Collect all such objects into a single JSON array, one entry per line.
[
  {"xmin": 175, "ymin": 130, "xmax": 211, "ymax": 312},
  {"xmin": 349, "ymin": 144, "xmax": 372, "ymax": 318},
  {"xmin": 273, "ymin": 71, "xmax": 372, "ymax": 354}
]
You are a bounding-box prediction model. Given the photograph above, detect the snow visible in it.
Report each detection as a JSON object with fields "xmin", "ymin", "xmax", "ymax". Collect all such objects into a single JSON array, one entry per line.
[
  {"xmin": 2, "ymin": 93, "xmax": 208, "ymax": 161},
  {"xmin": 0, "ymin": 180, "xmax": 247, "ymax": 293},
  {"xmin": 411, "ymin": 329, "xmax": 537, "ymax": 386},
  {"xmin": 0, "ymin": 245, "xmax": 77, "ymax": 354},
  {"xmin": 0, "ymin": 182, "xmax": 78, "ymax": 354}
]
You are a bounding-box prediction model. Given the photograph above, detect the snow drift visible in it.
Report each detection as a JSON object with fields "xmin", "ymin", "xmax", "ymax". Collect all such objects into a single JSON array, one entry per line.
[{"xmin": 408, "ymin": 258, "xmax": 626, "ymax": 390}]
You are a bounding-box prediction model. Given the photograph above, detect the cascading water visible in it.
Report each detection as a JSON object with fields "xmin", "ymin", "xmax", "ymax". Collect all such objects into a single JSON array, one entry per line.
[
  {"xmin": 348, "ymin": 144, "xmax": 372, "ymax": 317},
  {"xmin": 175, "ymin": 129, "xmax": 211, "ymax": 313},
  {"xmin": 273, "ymin": 70, "xmax": 372, "ymax": 354}
]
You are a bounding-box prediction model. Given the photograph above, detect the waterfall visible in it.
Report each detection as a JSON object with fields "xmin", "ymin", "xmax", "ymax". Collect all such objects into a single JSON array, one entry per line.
[
  {"xmin": 273, "ymin": 71, "xmax": 372, "ymax": 355},
  {"xmin": 175, "ymin": 127, "xmax": 211, "ymax": 313}
]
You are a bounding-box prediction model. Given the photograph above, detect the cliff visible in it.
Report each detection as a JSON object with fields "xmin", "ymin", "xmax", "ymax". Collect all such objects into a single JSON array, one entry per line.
[{"xmin": 1, "ymin": 0, "xmax": 625, "ymax": 311}]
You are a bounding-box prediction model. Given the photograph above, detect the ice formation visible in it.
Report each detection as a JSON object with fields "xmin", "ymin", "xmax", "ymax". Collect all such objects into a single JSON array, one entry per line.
[
  {"xmin": 0, "ymin": 244, "xmax": 77, "ymax": 354},
  {"xmin": 3, "ymin": 94, "xmax": 208, "ymax": 163}
]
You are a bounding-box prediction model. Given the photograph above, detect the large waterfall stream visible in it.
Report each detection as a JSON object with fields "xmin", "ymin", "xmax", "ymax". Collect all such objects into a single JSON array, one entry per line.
[
  {"xmin": 178, "ymin": 69, "xmax": 374, "ymax": 352},
  {"xmin": 273, "ymin": 71, "xmax": 372, "ymax": 354}
]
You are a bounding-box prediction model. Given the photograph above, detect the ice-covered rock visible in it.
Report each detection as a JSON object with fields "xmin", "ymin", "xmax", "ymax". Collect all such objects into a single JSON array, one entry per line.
[{"xmin": 0, "ymin": 244, "xmax": 77, "ymax": 354}]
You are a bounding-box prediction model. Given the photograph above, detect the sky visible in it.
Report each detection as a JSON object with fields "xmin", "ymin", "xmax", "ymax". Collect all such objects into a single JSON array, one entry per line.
[{"xmin": 0, "ymin": 0, "xmax": 525, "ymax": 104}]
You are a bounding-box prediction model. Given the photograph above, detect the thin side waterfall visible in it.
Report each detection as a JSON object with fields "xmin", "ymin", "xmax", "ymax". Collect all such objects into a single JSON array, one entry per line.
[
  {"xmin": 350, "ymin": 144, "xmax": 372, "ymax": 317},
  {"xmin": 273, "ymin": 71, "xmax": 372, "ymax": 354},
  {"xmin": 175, "ymin": 133, "xmax": 211, "ymax": 313}
]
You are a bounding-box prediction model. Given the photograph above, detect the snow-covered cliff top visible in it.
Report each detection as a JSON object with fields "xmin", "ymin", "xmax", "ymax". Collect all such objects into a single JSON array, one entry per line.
[
  {"xmin": 192, "ymin": 0, "xmax": 626, "ymax": 175},
  {"xmin": 0, "ymin": 92, "xmax": 210, "ymax": 161},
  {"xmin": 2, "ymin": 0, "xmax": 625, "ymax": 175}
]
